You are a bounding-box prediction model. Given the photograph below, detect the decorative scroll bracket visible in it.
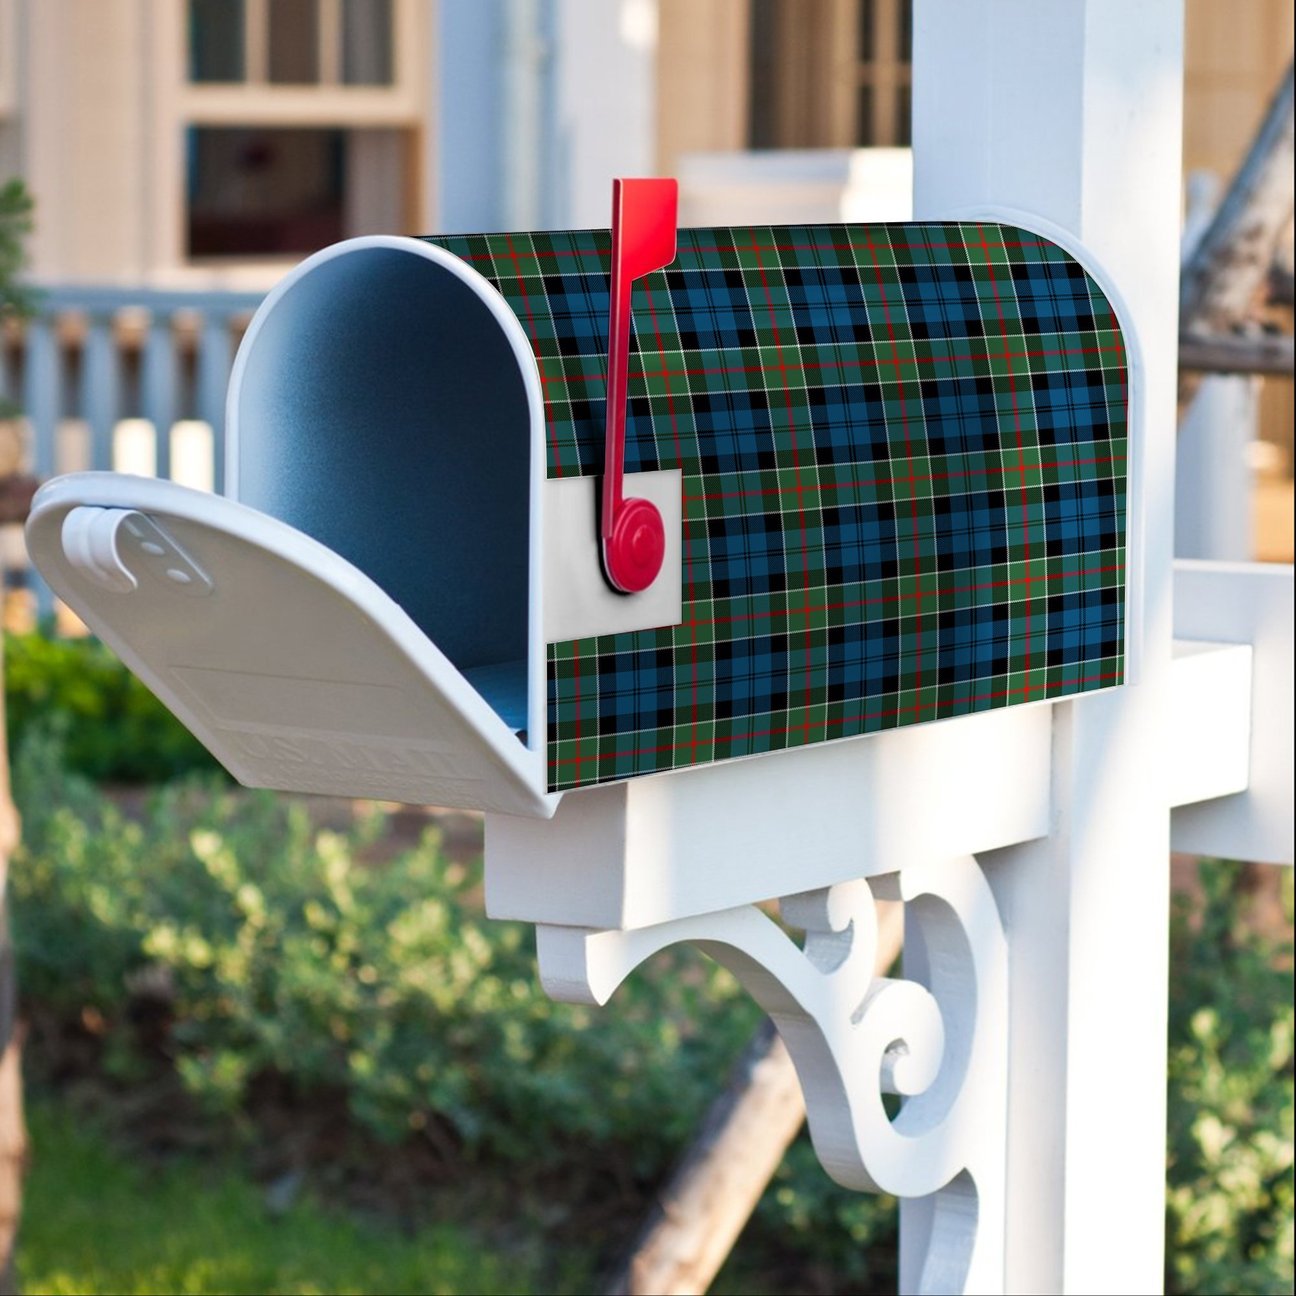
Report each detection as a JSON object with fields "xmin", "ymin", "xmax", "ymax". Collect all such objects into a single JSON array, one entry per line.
[{"xmin": 535, "ymin": 855, "xmax": 1008, "ymax": 1295}]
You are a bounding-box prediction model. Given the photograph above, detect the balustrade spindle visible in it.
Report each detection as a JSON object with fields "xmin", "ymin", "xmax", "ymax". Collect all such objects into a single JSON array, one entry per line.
[
  {"xmin": 142, "ymin": 314, "xmax": 177, "ymax": 482},
  {"xmin": 81, "ymin": 317, "xmax": 120, "ymax": 474}
]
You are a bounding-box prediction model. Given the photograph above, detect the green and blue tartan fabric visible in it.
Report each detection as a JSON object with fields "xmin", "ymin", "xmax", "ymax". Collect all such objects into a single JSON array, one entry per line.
[{"xmin": 425, "ymin": 223, "xmax": 1128, "ymax": 794}]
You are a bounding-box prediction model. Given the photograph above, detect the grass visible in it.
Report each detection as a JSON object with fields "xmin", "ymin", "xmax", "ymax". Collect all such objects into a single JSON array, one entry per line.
[{"xmin": 17, "ymin": 1102, "xmax": 550, "ymax": 1296}]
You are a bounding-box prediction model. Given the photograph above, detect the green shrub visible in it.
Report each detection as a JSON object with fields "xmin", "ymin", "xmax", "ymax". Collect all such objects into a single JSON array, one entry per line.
[
  {"xmin": 1166, "ymin": 861, "xmax": 1294, "ymax": 1295},
  {"xmin": 12, "ymin": 725, "xmax": 898, "ymax": 1288},
  {"xmin": 10, "ymin": 726, "xmax": 1293, "ymax": 1293},
  {"xmin": 724, "ymin": 1137, "xmax": 897, "ymax": 1294},
  {"xmin": 11, "ymin": 726, "xmax": 759, "ymax": 1171},
  {"xmin": 4, "ymin": 630, "xmax": 221, "ymax": 783}
]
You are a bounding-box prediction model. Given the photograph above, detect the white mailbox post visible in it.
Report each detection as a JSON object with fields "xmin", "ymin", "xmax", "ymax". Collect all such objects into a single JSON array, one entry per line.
[
  {"xmin": 912, "ymin": 6, "xmax": 1290, "ymax": 1291},
  {"xmin": 499, "ymin": 4, "xmax": 1293, "ymax": 1293},
  {"xmin": 22, "ymin": 3, "xmax": 1294, "ymax": 1293}
]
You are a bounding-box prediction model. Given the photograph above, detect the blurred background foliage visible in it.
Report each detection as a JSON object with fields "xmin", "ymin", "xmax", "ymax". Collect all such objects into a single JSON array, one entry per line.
[
  {"xmin": 4, "ymin": 631, "xmax": 219, "ymax": 784},
  {"xmin": 4, "ymin": 628, "xmax": 1293, "ymax": 1294}
]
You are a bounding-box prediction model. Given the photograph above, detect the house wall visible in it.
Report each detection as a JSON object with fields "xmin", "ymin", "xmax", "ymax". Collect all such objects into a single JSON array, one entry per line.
[
  {"xmin": 656, "ymin": 0, "xmax": 1295, "ymax": 532},
  {"xmin": 20, "ymin": 0, "xmax": 153, "ymax": 283},
  {"xmin": 658, "ymin": 0, "xmax": 1294, "ymax": 213},
  {"xmin": 1183, "ymin": 0, "xmax": 1293, "ymax": 177},
  {"xmin": 656, "ymin": 0, "xmax": 749, "ymax": 176},
  {"xmin": 3, "ymin": 1, "xmax": 1291, "ymax": 271},
  {"xmin": 2, "ymin": 0, "xmax": 430, "ymax": 289}
]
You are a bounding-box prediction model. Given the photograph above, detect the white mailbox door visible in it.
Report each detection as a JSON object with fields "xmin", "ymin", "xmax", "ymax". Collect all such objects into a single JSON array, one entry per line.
[{"xmin": 26, "ymin": 473, "xmax": 555, "ymax": 819}]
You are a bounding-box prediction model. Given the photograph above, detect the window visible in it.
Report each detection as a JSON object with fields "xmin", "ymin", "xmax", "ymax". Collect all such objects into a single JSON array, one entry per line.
[
  {"xmin": 342, "ymin": 0, "xmax": 394, "ymax": 85},
  {"xmin": 749, "ymin": 0, "xmax": 912, "ymax": 149},
  {"xmin": 269, "ymin": 0, "xmax": 320, "ymax": 85},
  {"xmin": 190, "ymin": 0, "xmax": 247, "ymax": 82},
  {"xmin": 856, "ymin": 0, "xmax": 912, "ymax": 146},
  {"xmin": 187, "ymin": 127, "xmax": 344, "ymax": 256},
  {"xmin": 186, "ymin": 125, "xmax": 412, "ymax": 259},
  {"xmin": 187, "ymin": 0, "xmax": 395, "ymax": 87},
  {"xmin": 167, "ymin": 0, "xmax": 422, "ymax": 265}
]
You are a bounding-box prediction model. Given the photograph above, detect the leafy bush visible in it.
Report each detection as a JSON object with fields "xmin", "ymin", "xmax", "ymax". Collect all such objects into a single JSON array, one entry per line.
[
  {"xmin": 9, "ymin": 725, "xmax": 1292, "ymax": 1293},
  {"xmin": 1166, "ymin": 861, "xmax": 1294, "ymax": 1296},
  {"xmin": 725, "ymin": 1137, "xmax": 897, "ymax": 1294},
  {"xmin": 4, "ymin": 631, "xmax": 221, "ymax": 783},
  {"xmin": 11, "ymin": 724, "xmax": 900, "ymax": 1289},
  {"xmin": 11, "ymin": 726, "xmax": 758, "ymax": 1171}
]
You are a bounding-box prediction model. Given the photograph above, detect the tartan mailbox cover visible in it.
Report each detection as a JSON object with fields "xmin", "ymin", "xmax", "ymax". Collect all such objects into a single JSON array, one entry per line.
[
  {"xmin": 26, "ymin": 215, "xmax": 1128, "ymax": 815},
  {"xmin": 429, "ymin": 219, "xmax": 1129, "ymax": 794}
]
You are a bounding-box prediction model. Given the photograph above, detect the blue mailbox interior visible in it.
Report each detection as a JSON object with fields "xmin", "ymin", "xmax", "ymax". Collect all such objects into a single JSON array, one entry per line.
[{"xmin": 232, "ymin": 244, "xmax": 533, "ymax": 733}]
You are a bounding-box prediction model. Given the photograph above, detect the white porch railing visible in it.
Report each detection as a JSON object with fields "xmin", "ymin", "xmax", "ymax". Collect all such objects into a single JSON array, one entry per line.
[{"xmin": 1, "ymin": 284, "xmax": 264, "ymax": 617}]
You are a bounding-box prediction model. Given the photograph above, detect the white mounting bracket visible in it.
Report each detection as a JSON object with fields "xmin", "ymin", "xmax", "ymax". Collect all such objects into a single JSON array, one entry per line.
[{"xmin": 535, "ymin": 856, "xmax": 1008, "ymax": 1296}]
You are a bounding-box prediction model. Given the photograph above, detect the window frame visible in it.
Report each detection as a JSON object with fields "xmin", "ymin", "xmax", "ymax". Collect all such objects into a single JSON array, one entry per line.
[
  {"xmin": 182, "ymin": 0, "xmax": 421, "ymax": 123},
  {"xmin": 748, "ymin": 0, "xmax": 913, "ymax": 149},
  {"xmin": 152, "ymin": 0, "xmax": 426, "ymax": 278}
]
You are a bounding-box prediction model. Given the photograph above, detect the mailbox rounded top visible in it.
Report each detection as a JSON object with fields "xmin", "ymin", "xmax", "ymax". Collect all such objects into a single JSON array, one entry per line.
[
  {"xmin": 227, "ymin": 235, "xmax": 546, "ymax": 489},
  {"xmin": 225, "ymin": 234, "xmax": 550, "ymax": 756}
]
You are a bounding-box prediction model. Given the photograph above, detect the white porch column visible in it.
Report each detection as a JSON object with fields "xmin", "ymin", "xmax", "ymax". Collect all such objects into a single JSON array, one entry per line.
[
  {"xmin": 911, "ymin": 4, "xmax": 1184, "ymax": 1293},
  {"xmin": 434, "ymin": 0, "xmax": 511, "ymax": 232},
  {"xmin": 550, "ymin": 0, "xmax": 658, "ymax": 227}
]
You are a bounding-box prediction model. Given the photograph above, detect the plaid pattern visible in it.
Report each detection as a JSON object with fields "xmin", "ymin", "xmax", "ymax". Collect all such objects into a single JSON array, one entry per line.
[{"xmin": 425, "ymin": 224, "xmax": 1128, "ymax": 794}]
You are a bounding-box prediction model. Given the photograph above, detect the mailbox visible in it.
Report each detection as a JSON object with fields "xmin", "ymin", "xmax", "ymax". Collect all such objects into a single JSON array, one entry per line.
[{"xmin": 26, "ymin": 184, "xmax": 1130, "ymax": 818}]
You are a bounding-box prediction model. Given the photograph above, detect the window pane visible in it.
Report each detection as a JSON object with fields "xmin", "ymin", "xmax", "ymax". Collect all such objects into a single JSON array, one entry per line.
[
  {"xmin": 898, "ymin": 0, "xmax": 913, "ymax": 62},
  {"xmin": 187, "ymin": 127, "xmax": 346, "ymax": 257},
  {"xmin": 342, "ymin": 0, "xmax": 394, "ymax": 85},
  {"xmin": 856, "ymin": 82, "xmax": 874, "ymax": 144},
  {"xmin": 858, "ymin": 0, "xmax": 875, "ymax": 62},
  {"xmin": 269, "ymin": 0, "xmax": 320, "ymax": 84},
  {"xmin": 189, "ymin": 0, "xmax": 245, "ymax": 82},
  {"xmin": 747, "ymin": 0, "xmax": 779, "ymax": 148},
  {"xmin": 895, "ymin": 85, "xmax": 911, "ymax": 145}
]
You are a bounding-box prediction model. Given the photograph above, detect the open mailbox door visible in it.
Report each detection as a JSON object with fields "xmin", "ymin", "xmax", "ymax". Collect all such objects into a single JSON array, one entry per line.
[
  {"xmin": 27, "ymin": 235, "xmax": 556, "ymax": 819},
  {"xmin": 27, "ymin": 473, "xmax": 555, "ymax": 818}
]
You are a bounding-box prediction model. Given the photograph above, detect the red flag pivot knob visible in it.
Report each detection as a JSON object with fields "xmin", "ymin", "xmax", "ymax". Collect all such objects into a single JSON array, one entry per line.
[{"xmin": 604, "ymin": 495, "xmax": 666, "ymax": 594}]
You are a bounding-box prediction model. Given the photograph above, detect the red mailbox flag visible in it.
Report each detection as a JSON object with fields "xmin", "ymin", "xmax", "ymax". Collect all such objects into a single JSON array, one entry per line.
[{"xmin": 601, "ymin": 178, "xmax": 678, "ymax": 593}]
